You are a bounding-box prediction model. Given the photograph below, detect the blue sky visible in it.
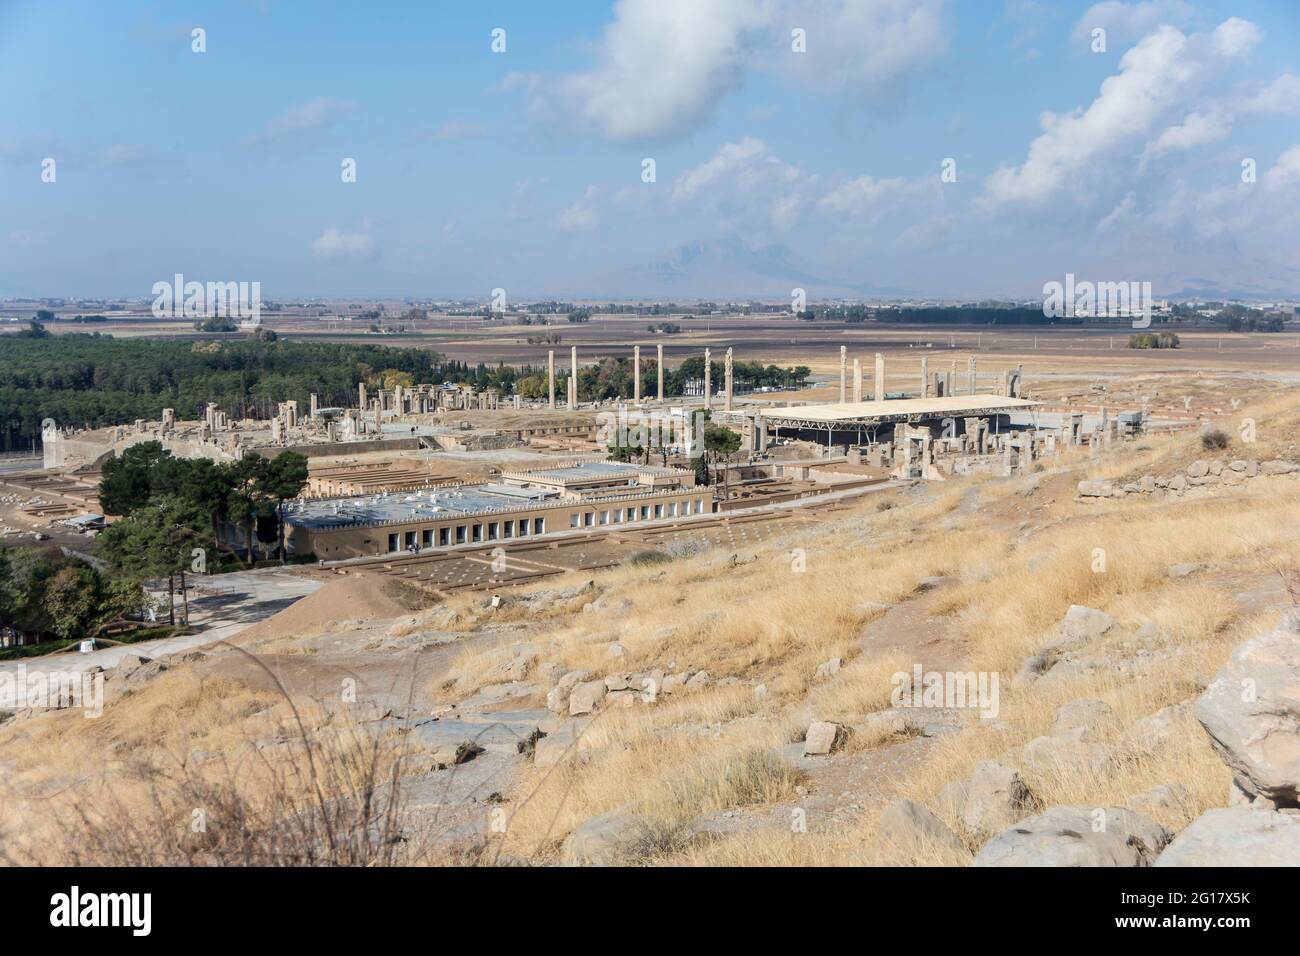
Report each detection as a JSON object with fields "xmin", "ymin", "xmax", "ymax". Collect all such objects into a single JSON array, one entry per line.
[{"xmin": 2, "ymin": 0, "xmax": 1298, "ymax": 301}]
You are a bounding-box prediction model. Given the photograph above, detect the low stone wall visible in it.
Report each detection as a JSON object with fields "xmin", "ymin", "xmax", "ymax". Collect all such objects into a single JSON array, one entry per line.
[{"xmin": 1078, "ymin": 458, "xmax": 1300, "ymax": 500}]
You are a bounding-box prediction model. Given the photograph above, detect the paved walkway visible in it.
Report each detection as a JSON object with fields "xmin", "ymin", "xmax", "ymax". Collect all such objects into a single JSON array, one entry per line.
[{"xmin": 0, "ymin": 567, "xmax": 321, "ymax": 675}]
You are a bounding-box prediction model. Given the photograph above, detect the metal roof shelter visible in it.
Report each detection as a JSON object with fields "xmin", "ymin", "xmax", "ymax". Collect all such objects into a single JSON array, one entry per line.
[{"xmin": 763, "ymin": 394, "xmax": 1040, "ymax": 430}]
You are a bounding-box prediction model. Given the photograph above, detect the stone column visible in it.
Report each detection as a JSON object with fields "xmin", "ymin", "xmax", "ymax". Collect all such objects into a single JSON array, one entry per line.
[
  {"xmin": 874, "ymin": 353, "xmax": 885, "ymax": 402},
  {"xmin": 634, "ymin": 346, "xmax": 641, "ymax": 404},
  {"xmin": 920, "ymin": 356, "xmax": 929, "ymax": 398},
  {"xmin": 839, "ymin": 346, "xmax": 847, "ymax": 403},
  {"xmin": 570, "ymin": 346, "xmax": 578, "ymax": 409},
  {"xmin": 703, "ymin": 349, "xmax": 711, "ymax": 411},
  {"xmin": 548, "ymin": 350, "xmax": 556, "ymax": 409},
  {"xmin": 724, "ymin": 347, "xmax": 734, "ymax": 411},
  {"xmin": 657, "ymin": 343, "xmax": 664, "ymax": 402},
  {"xmin": 968, "ymin": 356, "xmax": 977, "ymax": 395},
  {"xmin": 358, "ymin": 382, "xmax": 367, "ymax": 410},
  {"xmin": 309, "ymin": 393, "xmax": 318, "ymax": 418},
  {"xmin": 852, "ymin": 358, "xmax": 862, "ymax": 403}
]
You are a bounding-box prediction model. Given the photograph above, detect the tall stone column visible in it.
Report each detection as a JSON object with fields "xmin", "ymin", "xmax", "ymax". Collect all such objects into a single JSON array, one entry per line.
[
  {"xmin": 839, "ymin": 346, "xmax": 847, "ymax": 403},
  {"xmin": 634, "ymin": 346, "xmax": 641, "ymax": 404},
  {"xmin": 548, "ymin": 350, "xmax": 556, "ymax": 409},
  {"xmin": 920, "ymin": 356, "xmax": 929, "ymax": 398},
  {"xmin": 570, "ymin": 346, "xmax": 578, "ymax": 408},
  {"xmin": 703, "ymin": 349, "xmax": 711, "ymax": 411},
  {"xmin": 874, "ymin": 353, "xmax": 885, "ymax": 402},
  {"xmin": 724, "ymin": 347, "xmax": 734, "ymax": 411},
  {"xmin": 852, "ymin": 358, "xmax": 862, "ymax": 403},
  {"xmin": 657, "ymin": 343, "xmax": 664, "ymax": 401},
  {"xmin": 968, "ymin": 356, "xmax": 977, "ymax": 395}
]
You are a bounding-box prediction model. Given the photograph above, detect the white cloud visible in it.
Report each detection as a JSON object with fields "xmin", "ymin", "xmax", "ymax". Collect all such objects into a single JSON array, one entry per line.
[
  {"xmin": 431, "ymin": 120, "xmax": 489, "ymax": 142},
  {"xmin": 509, "ymin": 0, "xmax": 946, "ymax": 143},
  {"xmin": 773, "ymin": 0, "xmax": 947, "ymax": 95},
  {"xmin": 1210, "ymin": 16, "xmax": 1262, "ymax": 58},
  {"xmin": 1263, "ymin": 145, "xmax": 1300, "ymax": 189},
  {"xmin": 311, "ymin": 226, "xmax": 374, "ymax": 260},
  {"xmin": 270, "ymin": 97, "xmax": 357, "ymax": 133},
  {"xmin": 1142, "ymin": 72, "xmax": 1300, "ymax": 164},
  {"xmin": 244, "ymin": 97, "xmax": 358, "ymax": 147},
  {"xmin": 673, "ymin": 138, "xmax": 810, "ymax": 230},
  {"xmin": 817, "ymin": 174, "xmax": 914, "ymax": 218},
  {"xmin": 555, "ymin": 186, "xmax": 600, "ymax": 232},
  {"xmin": 1142, "ymin": 109, "xmax": 1231, "ymax": 160},
  {"xmin": 983, "ymin": 19, "xmax": 1262, "ymax": 207},
  {"xmin": 1070, "ymin": 1, "xmax": 1195, "ymax": 48}
]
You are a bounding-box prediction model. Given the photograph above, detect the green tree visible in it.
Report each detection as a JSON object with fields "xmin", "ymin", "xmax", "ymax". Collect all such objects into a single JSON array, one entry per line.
[
  {"xmin": 99, "ymin": 496, "xmax": 213, "ymax": 626},
  {"xmin": 99, "ymin": 441, "xmax": 170, "ymax": 515},
  {"xmin": 43, "ymin": 564, "xmax": 103, "ymax": 640},
  {"xmin": 703, "ymin": 425, "xmax": 742, "ymax": 499},
  {"xmin": 257, "ymin": 452, "xmax": 309, "ymax": 563}
]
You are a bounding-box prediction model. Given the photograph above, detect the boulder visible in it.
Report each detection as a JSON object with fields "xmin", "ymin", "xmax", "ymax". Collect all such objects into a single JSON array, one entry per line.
[
  {"xmin": 1023, "ymin": 735, "xmax": 1114, "ymax": 777},
  {"xmin": 1168, "ymin": 474, "xmax": 1188, "ymax": 492},
  {"xmin": 1050, "ymin": 698, "xmax": 1114, "ymax": 741},
  {"xmin": 568, "ymin": 679, "xmax": 608, "ymax": 716},
  {"xmin": 430, "ymin": 739, "xmax": 484, "ymax": 769},
  {"xmin": 545, "ymin": 685, "xmax": 570, "ymax": 714},
  {"xmin": 1126, "ymin": 783, "xmax": 1191, "ymax": 820},
  {"xmin": 1060, "ymin": 605, "xmax": 1116, "ymax": 643},
  {"xmin": 685, "ymin": 671, "xmax": 711, "ymax": 690},
  {"xmin": 803, "ymin": 721, "xmax": 847, "ymax": 756},
  {"xmin": 1194, "ymin": 611, "xmax": 1300, "ymax": 806},
  {"xmin": 1127, "ymin": 701, "xmax": 1193, "ymax": 751},
  {"xmin": 1187, "ymin": 460, "xmax": 1209, "ymax": 478},
  {"xmin": 961, "ymin": 761, "xmax": 1040, "ymax": 839},
  {"xmin": 814, "ymin": 658, "xmax": 842, "ymax": 681},
  {"xmin": 1076, "ymin": 480, "xmax": 1113, "ymax": 498},
  {"xmin": 974, "ymin": 806, "xmax": 1170, "ymax": 866},
  {"xmin": 1261, "ymin": 460, "xmax": 1299, "ymax": 475},
  {"xmin": 876, "ymin": 799, "xmax": 967, "ymax": 857},
  {"xmin": 1155, "ymin": 807, "xmax": 1300, "ymax": 866},
  {"xmin": 115, "ymin": 654, "xmax": 167, "ymax": 686},
  {"xmin": 561, "ymin": 811, "xmax": 651, "ymax": 866}
]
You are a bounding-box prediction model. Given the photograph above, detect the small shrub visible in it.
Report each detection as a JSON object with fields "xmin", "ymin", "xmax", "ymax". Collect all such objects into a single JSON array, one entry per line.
[
  {"xmin": 627, "ymin": 550, "xmax": 671, "ymax": 567},
  {"xmin": 1200, "ymin": 428, "xmax": 1230, "ymax": 451}
]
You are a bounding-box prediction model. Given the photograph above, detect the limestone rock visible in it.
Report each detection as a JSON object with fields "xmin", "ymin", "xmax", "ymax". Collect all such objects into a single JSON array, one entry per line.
[
  {"xmin": 1060, "ymin": 605, "xmax": 1116, "ymax": 643},
  {"xmin": 430, "ymin": 739, "xmax": 484, "ymax": 769},
  {"xmin": 876, "ymin": 799, "xmax": 967, "ymax": 857},
  {"xmin": 568, "ymin": 679, "xmax": 608, "ymax": 716},
  {"xmin": 1155, "ymin": 807, "xmax": 1300, "ymax": 866},
  {"xmin": 803, "ymin": 721, "xmax": 847, "ymax": 756},
  {"xmin": 1194, "ymin": 611, "xmax": 1300, "ymax": 806},
  {"xmin": 1050, "ymin": 699, "xmax": 1114, "ymax": 741},
  {"xmin": 1127, "ymin": 783, "xmax": 1191, "ymax": 820},
  {"xmin": 1076, "ymin": 480, "xmax": 1113, "ymax": 498},
  {"xmin": 814, "ymin": 658, "xmax": 842, "ymax": 681},
  {"xmin": 974, "ymin": 806, "xmax": 1170, "ymax": 866},
  {"xmin": 1023, "ymin": 735, "xmax": 1114, "ymax": 777},
  {"xmin": 961, "ymin": 761, "xmax": 1040, "ymax": 839},
  {"xmin": 561, "ymin": 812, "xmax": 650, "ymax": 866},
  {"xmin": 1187, "ymin": 460, "xmax": 1209, "ymax": 478}
]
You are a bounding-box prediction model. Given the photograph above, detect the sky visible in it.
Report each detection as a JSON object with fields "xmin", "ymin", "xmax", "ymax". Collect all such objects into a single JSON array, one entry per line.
[{"xmin": 1, "ymin": 0, "xmax": 1298, "ymax": 302}]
